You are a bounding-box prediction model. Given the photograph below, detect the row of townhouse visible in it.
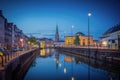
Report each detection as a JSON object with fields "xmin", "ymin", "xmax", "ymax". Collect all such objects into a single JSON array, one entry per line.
[{"xmin": 0, "ymin": 10, "xmax": 28, "ymax": 51}]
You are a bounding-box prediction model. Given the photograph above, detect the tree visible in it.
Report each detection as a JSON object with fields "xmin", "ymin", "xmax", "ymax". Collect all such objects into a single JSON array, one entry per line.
[
  {"xmin": 28, "ymin": 36, "xmax": 37, "ymax": 45},
  {"xmin": 74, "ymin": 36, "xmax": 80, "ymax": 46}
]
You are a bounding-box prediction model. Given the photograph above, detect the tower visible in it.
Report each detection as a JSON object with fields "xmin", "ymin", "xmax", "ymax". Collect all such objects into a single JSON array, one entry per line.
[{"xmin": 55, "ymin": 24, "xmax": 59, "ymax": 42}]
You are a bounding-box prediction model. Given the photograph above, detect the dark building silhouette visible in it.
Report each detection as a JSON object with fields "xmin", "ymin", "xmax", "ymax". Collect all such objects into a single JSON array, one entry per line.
[
  {"xmin": 55, "ymin": 24, "xmax": 59, "ymax": 42},
  {"xmin": 5, "ymin": 22, "xmax": 12, "ymax": 50},
  {"xmin": 0, "ymin": 10, "xmax": 6, "ymax": 48}
]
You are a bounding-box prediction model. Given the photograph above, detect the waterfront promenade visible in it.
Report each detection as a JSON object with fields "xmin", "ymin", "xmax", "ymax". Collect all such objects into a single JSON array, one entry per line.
[
  {"xmin": 0, "ymin": 48, "xmax": 37, "ymax": 70},
  {"xmin": 0, "ymin": 48, "xmax": 39, "ymax": 80},
  {"xmin": 55, "ymin": 46, "xmax": 120, "ymax": 64}
]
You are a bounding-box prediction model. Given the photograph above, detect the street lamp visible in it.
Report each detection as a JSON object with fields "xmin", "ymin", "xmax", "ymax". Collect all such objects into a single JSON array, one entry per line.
[
  {"xmin": 88, "ymin": 13, "xmax": 91, "ymax": 48},
  {"xmin": 20, "ymin": 38, "xmax": 24, "ymax": 47},
  {"xmin": 71, "ymin": 25, "xmax": 74, "ymax": 46},
  {"xmin": 64, "ymin": 31, "xmax": 66, "ymax": 41},
  {"xmin": 88, "ymin": 12, "xmax": 91, "ymax": 80},
  {"xmin": 20, "ymin": 38, "xmax": 23, "ymax": 42},
  {"xmin": 64, "ymin": 31, "xmax": 66, "ymax": 47},
  {"xmin": 88, "ymin": 13, "xmax": 91, "ymax": 17},
  {"xmin": 71, "ymin": 25, "xmax": 74, "ymax": 36}
]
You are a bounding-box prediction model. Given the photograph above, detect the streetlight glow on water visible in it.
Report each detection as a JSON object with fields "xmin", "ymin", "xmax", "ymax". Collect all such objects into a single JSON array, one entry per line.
[{"xmin": 24, "ymin": 49, "xmax": 119, "ymax": 80}]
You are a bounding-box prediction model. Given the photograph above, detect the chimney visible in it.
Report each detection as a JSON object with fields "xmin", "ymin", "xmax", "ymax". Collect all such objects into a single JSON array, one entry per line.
[{"xmin": 0, "ymin": 10, "xmax": 2, "ymax": 15}]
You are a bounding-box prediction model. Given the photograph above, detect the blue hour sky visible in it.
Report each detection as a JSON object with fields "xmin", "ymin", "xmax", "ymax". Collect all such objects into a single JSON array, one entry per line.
[{"xmin": 0, "ymin": 0, "xmax": 120, "ymax": 40}]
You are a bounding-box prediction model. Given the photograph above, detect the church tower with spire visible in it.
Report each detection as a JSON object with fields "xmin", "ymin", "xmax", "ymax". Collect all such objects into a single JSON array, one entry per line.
[{"xmin": 55, "ymin": 24, "xmax": 59, "ymax": 42}]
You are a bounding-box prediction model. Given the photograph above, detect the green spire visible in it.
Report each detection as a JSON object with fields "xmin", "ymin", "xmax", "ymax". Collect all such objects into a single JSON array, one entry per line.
[
  {"xmin": 55, "ymin": 24, "xmax": 59, "ymax": 42},
  {"xmin": 56, "ymin": 24, "xmax": 58, "ymax": 35}
]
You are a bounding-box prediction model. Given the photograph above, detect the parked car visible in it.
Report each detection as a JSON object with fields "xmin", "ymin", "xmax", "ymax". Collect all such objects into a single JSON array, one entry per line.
[
  {"xmin": 12, "ymin": 48, "xmax": 18, "ymax": 52},
  {"xmin": 19, "ymin": 47, "xmax": 24, "ymax": 51}
]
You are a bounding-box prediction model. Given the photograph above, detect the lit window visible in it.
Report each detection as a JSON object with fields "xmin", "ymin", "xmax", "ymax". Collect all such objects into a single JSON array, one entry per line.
[{"xmin": 102, "ymin": 41, "xmax": 107, "ymax": 47}]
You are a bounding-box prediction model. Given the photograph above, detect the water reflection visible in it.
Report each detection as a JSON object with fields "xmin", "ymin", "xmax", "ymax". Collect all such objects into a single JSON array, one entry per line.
[
  {"xmin": 40, "ymin": 48, "xmax": 54, "ymax": 57},
  {"xmin": 64, "ymin": 55, "xmax": 74, "ymax": 62},
  {"xmin": 55, "ymin": 51, "xmax": 59, "ymax": 69},
  {"xmin": 24, "ymin": 49, "xmax": 120, "ymax": 80}
]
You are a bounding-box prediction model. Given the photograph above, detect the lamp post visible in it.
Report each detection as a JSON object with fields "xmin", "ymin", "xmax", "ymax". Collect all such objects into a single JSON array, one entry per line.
[
  {"xmin": 71, "ymin": 25, "xmax": 74, "ymax": 36},
  {"xmin": 88, "ymin": 13, "xmax": 91, "ymax": 80},
  {"xmin": 20, "ymin": 38, "xmax": 24, "ymax": 47},
  {"xmin": 88, "ymin": 13, "xmax": 91, "ymax": 48},
  {"xmin": 64, "ymin": 31, "xmax": 66, "ymax": 47},
  {"xmin": 71, "ymin": 57, "xmax": 74, "ymax": 80},
  {"xmin": 71, "ymin": 25, "xmax": 74, "ymax": 47},
  {"xmin": 64, "ymin": 31, "xmax": 66, "ymax": 39}
]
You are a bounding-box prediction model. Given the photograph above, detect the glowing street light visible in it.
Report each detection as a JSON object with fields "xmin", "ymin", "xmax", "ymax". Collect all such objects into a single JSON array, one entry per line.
[
  {"xmin": 20, "ymin": 38, "xmax": 23, "ymax": 42},
  {"xmin": 64, "ymin": 68, "xmax": 67, "ymax": 74},
  {"xmin": 71, "ymin": 25, "xmax": 74, "ymax": 36},
  {"xmin": 28, "ymin": 41, "xmax": 30, "ymax": 45},
  {"xmin": 71, "ymin": 25, "xmax": 74, "ymax": 46},
  {"xmin": 71, "ymin": 77, "xmax": 75, "ymax": 80},
  {"xmin": 102, "ymin": 41, "xmax": 107, "ymax": 47},
  {"xmin": 88, "ymin": 12, "xmax": 91, "ymax": 80},
  {"xmin": 88, "ymin": 13, "xmax": 91, "ymax": 47},
  {"xmin": 88, "ymin": 13, "xmax": 91, "ymax": 17},
  {"xmin": 20, "ymin": 38, "xmax": 24, "ymax": 47}
]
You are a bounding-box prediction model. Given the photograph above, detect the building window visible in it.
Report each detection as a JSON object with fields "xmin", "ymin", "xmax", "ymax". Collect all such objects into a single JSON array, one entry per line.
[
  {"xmin": 102, "ymin": 41, "xmax": 107, "ymax": 47},
  {"xmin": 115, "ymin": 44, "xmax": 117, "ymax": 49},
  {"xmin": 112, "ymin": 40, "xmax": 115, "ymax": 43}
]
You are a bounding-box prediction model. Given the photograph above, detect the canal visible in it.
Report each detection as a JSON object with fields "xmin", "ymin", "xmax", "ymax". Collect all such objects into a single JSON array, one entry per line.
[{"xmin": 24, "ymin": 48, "xmax": 120, "ymax": 80}]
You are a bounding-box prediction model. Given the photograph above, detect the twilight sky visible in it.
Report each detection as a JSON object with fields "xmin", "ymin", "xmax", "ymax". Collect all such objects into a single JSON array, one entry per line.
[{"xmin": 0, "ymin": 0, "xmax": 120, "ymax": 40}]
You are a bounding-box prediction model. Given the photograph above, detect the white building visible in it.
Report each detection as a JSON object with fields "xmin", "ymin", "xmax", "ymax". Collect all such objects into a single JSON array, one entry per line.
[
  {"xmin": 54, "ymin": 41, "xmax": 65, "ymax": 47},
  {"xmin": 100, "ymin": 24, "xmax": 120, "ymax": 49}
]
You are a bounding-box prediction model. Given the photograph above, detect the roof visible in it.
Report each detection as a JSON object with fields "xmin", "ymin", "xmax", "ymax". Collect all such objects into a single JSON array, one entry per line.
[
  {"xmin": 0, "ymin": 10, "xmax": 6, "ymax": 19},
  {"xmin": 103, "ymin": 24, "xmax": 120, "ymax": 36},
  {"xmin": 37, "ymin": 38, "xmax": 53, "ymax": 41},
  {"xmin": 75, "ymin": 32, "xmax": 85, "ymax": 36}
]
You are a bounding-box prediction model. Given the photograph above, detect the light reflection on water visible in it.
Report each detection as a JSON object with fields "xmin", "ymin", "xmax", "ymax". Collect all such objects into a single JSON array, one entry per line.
[{"xmin": 24, "ymin": 48, "xmax": 119, "ymax": 80}]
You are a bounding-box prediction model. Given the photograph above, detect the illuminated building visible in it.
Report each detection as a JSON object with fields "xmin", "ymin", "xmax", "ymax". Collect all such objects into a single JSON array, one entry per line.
[
  {"xmin": 65, "ymin": 32, "xmax": 94, "ymax": 46},
  {"xmin": 40, "ymin": 41, "xmax": 45, "ymax": 48},
  {"xmin": 100, "ymin": 24, "xmax": 120, "ymax": 49},
  {"xmin": 38, "ymin": 38, "xmax": 54, "ymax": 48}
]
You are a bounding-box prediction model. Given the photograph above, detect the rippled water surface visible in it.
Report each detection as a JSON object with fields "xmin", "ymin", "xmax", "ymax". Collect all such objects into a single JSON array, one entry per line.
[{"xmin": 24, "ymin": 49, "xmax": 119, "ymax": 80}]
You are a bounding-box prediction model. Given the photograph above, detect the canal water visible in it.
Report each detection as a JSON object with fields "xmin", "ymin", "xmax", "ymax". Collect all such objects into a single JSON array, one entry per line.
[{"xmin": 24, "ymin": 48, "xmax": 119, "ymax": 80}]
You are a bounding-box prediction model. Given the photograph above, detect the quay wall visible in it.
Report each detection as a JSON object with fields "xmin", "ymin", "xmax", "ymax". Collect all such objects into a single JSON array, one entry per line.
[
  {"xmin": 56, "ymin": 47, "xmax": 120, "ymax": 64},
  {"xmin": 0, "ymin": 49, "xmax": 39, "ymax": 80}
]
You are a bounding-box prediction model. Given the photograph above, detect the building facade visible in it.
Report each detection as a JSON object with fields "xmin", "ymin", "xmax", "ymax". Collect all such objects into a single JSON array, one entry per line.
[
  {"xmin": 65, "ymin": 32, "xmax": 94, "ymax": 46},
  {"xmin": 0, "ymin": 10, "xmax": 29, "ymax": 50},
  {"xmin": 0, "ymin": 10, "xmax": 5, "ymax": 48},
  {"xmin": 118, "ymin": 35, "xmax": 120, "ymax": 49},
  {"xmin": 38, "ymin": 38, "xmax": 54, "ymax": 48},
  {"xmin": 23, "ymin": 34, "xmax": 29, "ymax": 49},
  {"xmin": 100, "ymin": 24, "xmax": 120, "ymax": 49},
  {"xmin": 4, "ymin": 22, "xmax": 12, "ymax": 50}
]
